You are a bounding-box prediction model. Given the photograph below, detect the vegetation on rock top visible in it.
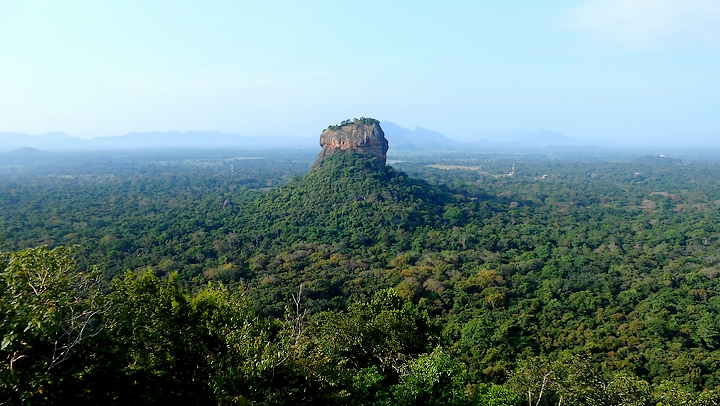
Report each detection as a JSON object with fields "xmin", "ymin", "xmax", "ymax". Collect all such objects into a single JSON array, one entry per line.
[{"xmin": 326, "ymin": 117, "xmax": 380, "ymax": 131}]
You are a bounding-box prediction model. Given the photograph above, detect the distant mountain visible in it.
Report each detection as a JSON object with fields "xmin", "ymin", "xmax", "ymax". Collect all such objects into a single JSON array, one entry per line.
[
  {"xmin": 85, "ymin": 131, "xmax": 316, "ymax": 150},
  {"xmin": 0, "ymin": 125, "xmax": 590, "ymax": 153},
  {"xmin": 0, "ymin": 132, "xmax": 86, "ymax": 152},
  {"xmin": 2, "ymin": 147, "xmax": 49, "ymax": 156},
  {"xmin": 2, "ymin": 124, "xmax": 466, "ymax": 153},
  {"xmin": 380, "ymin": 122, "xmax": 462, "ymax": 151},
  {"xmin": 381, "ymin": 123, "xmax": 589, "ymax": 150},
  {"xmin": 0, "ymin": 131, "xmax": 317, "ymax": 152}
]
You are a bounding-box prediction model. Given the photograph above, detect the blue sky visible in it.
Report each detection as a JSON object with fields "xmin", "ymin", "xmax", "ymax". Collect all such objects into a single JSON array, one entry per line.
[{"xmin": 1, "ymin": 0, "xmax": 719, "ymax": 145}]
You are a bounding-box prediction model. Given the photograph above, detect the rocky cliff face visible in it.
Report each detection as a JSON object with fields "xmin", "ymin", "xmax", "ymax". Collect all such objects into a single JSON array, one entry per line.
[{"xmin": 313, "ymin": 118, "xmax": 388, "ymax": 168}]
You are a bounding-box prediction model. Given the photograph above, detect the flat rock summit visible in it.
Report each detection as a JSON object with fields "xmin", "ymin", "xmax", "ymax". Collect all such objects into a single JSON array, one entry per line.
[{"xmin": 313, "ymin": 118, "xmax": 388, "ymax": 168}]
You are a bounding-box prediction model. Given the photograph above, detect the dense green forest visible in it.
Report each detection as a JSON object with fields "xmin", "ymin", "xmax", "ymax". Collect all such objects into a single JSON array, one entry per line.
[{"xmin": 4, "ymin": 147, "xmax": 720, "ymax": 404}]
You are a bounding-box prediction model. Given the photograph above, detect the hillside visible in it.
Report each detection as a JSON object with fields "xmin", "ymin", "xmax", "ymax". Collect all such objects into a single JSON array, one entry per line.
[{"xmin": 239, "ymin": 151, "xmax": 451, "ymax": 250}]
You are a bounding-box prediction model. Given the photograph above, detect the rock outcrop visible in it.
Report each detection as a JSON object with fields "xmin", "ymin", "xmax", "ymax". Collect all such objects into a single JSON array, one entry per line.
[{"xmin": 313, "ymin": 118, "xmax": 388, "ymax": 168}]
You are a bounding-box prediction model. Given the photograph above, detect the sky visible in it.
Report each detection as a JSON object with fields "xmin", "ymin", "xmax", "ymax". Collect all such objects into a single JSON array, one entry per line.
[{"xmin": 1, "ymin": 0, "xmax": 719, "ymax": 145}]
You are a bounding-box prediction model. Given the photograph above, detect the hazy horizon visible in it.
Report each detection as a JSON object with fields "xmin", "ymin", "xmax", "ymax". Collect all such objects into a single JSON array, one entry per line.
[{"xmin": 4, "ymin": 121, "xmax": 720, "ymax": 152}]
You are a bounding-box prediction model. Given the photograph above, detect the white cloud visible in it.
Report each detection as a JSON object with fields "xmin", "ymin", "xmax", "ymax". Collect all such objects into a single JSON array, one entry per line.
[{"xmin": 568, "ymin": 0, "xmax": 720, "ymax": 44}]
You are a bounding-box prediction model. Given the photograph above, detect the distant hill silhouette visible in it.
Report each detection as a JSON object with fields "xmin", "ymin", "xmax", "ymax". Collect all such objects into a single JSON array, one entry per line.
[
  {"xmin": 3, "ymin": 147, "xmax": 49, "ymax": 156},
  {"xmin": 380, "ymin": 121, "xmax": 462, "ymax": 151},
  {"xmin": 1, "ymin": 125, "xmax": 595, "ymax": 153},
  {"xmin": 0, "ymin": 131, "xmax": 317, "ymax": 152},
  {"xmin": 380, "ymin": 123, "xmax": 585, "ymax": 150}
]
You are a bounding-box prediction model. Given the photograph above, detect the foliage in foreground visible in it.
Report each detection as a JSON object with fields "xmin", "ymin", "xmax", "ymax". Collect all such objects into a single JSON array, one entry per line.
[
  {"xmin": 3, "ymin": 246, "xmax": 720, "ymax": 405},
  {"xmin": 0, "ymin": 246, "xmax": 505, "ymax": 404}
]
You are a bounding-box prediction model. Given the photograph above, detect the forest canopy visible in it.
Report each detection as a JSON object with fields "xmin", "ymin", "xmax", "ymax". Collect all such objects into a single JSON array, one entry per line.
[{"xmin": 3, "ymin": 148, "xmax": 720, "ymax": 404}]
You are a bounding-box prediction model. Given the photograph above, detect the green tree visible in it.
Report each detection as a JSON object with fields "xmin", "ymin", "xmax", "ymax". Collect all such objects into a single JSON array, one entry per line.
[
  {"xmin": 392, "ymin": 347, "xmax": 468, "ymax": 406},
  {"xmin": 0, "ymin": 246, "xmax": 102, "ymax": 403}
]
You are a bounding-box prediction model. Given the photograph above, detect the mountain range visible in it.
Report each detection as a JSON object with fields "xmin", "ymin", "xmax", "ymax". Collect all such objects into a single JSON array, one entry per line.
[
  {"xmin": 0, "ymin": 131, "xmax": 319, "ymax": 153},
  {"xmin": 0, "ymin": 123, "xmax": 589, "ymax": 153}
]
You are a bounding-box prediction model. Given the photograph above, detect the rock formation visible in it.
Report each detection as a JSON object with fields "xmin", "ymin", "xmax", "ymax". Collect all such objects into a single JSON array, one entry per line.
[{"xmin": 312, "ymin": 118, "xmax": 388, "ymax": 168}]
